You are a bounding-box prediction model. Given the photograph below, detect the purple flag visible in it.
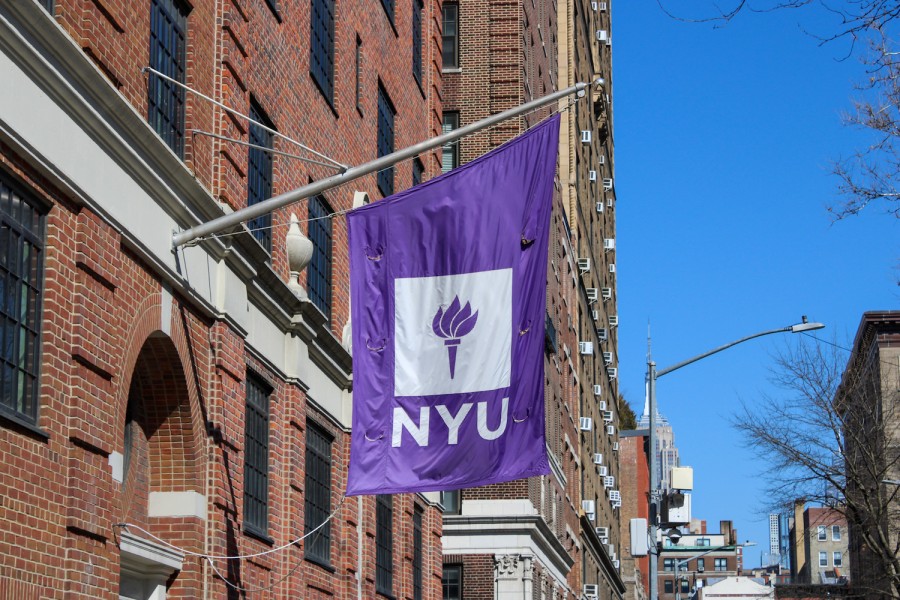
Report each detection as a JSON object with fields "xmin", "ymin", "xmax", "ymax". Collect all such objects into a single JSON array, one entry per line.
[{"xmin": 346, "ymin": 115, "xmax": 559, "ymax": 496}]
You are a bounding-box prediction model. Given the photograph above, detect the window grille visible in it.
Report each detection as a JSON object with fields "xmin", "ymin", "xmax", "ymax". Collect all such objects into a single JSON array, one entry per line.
[
  {"xmin": 441, "ymin": 112, "xmax": 459, "ymax": 172},
  {"xmin": 412, "ymin": 0, "xmax": 423, "ymax": 83},
  {"xmin": 413, "ymin": 506, "xmax": 423, "ymax": 600},
  {"xmin": 304, "ymin": 422, "xmax": 333, "ymax": 565},
  {"xmin": 247, "ymin": 102, "xmax": 274, "ymax": 252},
  {"xmin": 0, "ymin": 174, "xmax": 45, "ymax": 427},
  {"xmin": 307, "ymin": 195, "xmax": 332, "ymax": 320},
  {"xmin": 442, "ymin": 3, "xmax": 459, "ymax": 69},
  {"xmin": 148, "ymin": 0, "xmax": 188, "ymax": 157},
  {"xmin": 376, "ymin": 494, "xmax": 393, "ymax": 595},
  {"xmin": 377, "ymin": 86, "xmax": 395, "ymax": 196},
  {"xmin": 243, "ymin": 373, "xmax": 271, "ymax": 536},
  {"xmin": 310, "ymin": 0, "xmax": 335, "ymax": 102}
]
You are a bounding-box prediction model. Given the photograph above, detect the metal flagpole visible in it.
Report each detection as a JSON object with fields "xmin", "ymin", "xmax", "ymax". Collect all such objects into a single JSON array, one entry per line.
[{"xmin": 172, "ymin": 79, "xmax": 601, "ymax": 248}]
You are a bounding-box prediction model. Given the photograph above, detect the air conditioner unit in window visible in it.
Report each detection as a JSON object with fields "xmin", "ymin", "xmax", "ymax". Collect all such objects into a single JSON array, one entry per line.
[
  {"xmin": 593, "ymin": 384, "xmax": 603, "ymax": 396},
  {"xmin": 597, "ymin": 465, "xmax": 608, "ymax": 476},
  {"xmin": 610, "ymin": 490, "xmax": 621, "ymax": 502},
  {"xmin": 607, "ymin": 197, "xmax": 614, "ymax": 207},
  {"xmin": 604, "ymin": 238, "xmax": 616, "ymax": 250},
  {"xmin": 591, "ymin": 0, "xmax": 598, "ymax": 9},
  {"xmin": 607, "ymin": 367, "xmax": 617, "ymax": 379},
  {"xmin": 591, "ymin": 309, "xmax": 599, "ymax": 321},
  {"xmin": 598, "ymin": 154, "xmax": 605, "ymax": 164},
  {"xmin": 586, "ymin": 288, "xmax": 599, "ymax": 302},
  {"xmin": 584, "ymin": 584, "xmax": 599, "ymax": 598},
  {"xmin": 595, "ymin": 526, "xmax": 609, "ymax": 538},
  {"xmin": 605, "ymin": 36, "xmax": 612, "ymax": 47},
  {"xmin": 601, "ymin": 287, "xmax": 612, "ymax": 300},
  {"xmin": 582, "ymin": 500, "xmax": 596, "ymax": 513},
  {"xmin": 589, "ymin": 170, "xmax": 597, "ymax": 181},
  {"xmin": 598, "ymin": 400, "xmax": 607, "ymax": 410},
  {"xmin": 609, "ymin": 315, "xmax": 618, "ymax": 326},
  {"xmin": 609, "ymin": 263, "xmax": 616, "ymax": 273},
  {"xmin": 596, "ymin": 201, "xmax": 604, "ymax": 213},
  {"xmin": 613, "ymin": 442, "xmax": 619, "ymax": 451},
  {"xmin": 603, "ymin": 178, "xmax": 613, "ymax": 190},
  {"xmin": 604, "ymin": 476, "xmax": 614, "ymax": 488},
  {"xmin": 608, "ymin": 543, "xmax": 615, "ymax": 555},
  {"xmin": 579, "ymin": 341, "xmax": 594, "ymax": 355},
  {"xmin": 598, "ymin": 1, "xmax": 608, "ymax": 11},
  {"xmin": 613, "ymin": 559, "xmax": 620, "ymax": 569},
  {"xmin": 580, "ymin": 417, "xmax": 593, "ymax": 431},
  {"xmin": 597, "ymin": 328, "xmax": 608, "ymax": 341},
  {"xmin": 577, "ymin": 257, "xmax": 591, "ymax": 273},
  {"xmin": 596, "ymin": 30, "xmax": 609, "ymax": 43},
  {"xmin": 603, "ymin": 351, "xmax": 613, "ymax": 364},
  {"xmin": 593, "ymin": 453, "xmax": 603, "ymax": 465},
  {"xmin": 602, "ymin": 410, "xmax": 613, "ymax": 422},
  {"xmin": 587, "ymin": 511, "xmax": 596, "ymax": 522},
  {"xmin": 581, "ymin": 130, "xmax": 592, "ymax": 143},
  {"xmin": 607, "ymin": 424, "xmax": 616, "ymax": 435}
]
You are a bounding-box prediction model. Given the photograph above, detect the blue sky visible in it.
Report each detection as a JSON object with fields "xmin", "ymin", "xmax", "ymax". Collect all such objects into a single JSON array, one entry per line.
[{"xmin": 613, "ymin": 0, "xmax": 899, "ymax": 564}]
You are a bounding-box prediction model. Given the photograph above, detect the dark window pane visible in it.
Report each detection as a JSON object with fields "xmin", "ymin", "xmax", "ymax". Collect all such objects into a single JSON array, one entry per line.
[
  {"xmin": 442, "ymin": 4, "xmax": 458, "ymax": 69},
  {"xmin": 243, "ymin": 373, "xmax": 271, "ymax": 535},
  {"xmin": 376, "ymin": 494, "xmax": 393, "ymax": 595},
  {"xmin": 304, "ymin": 422, "xmax": 333, "ymax": 564},
  {"xmin": 440, "ymin": 489, "xmax": 460, "ymax": 514},
  {"xmin": 413, "ymin": 506, "xmax": 423, "ymax": 600},
  {"xmin": 247, "ymin": 103, "xmax": 274, "ymax": 252},
  {"xmin": 381, "ymin": 0, "xmax": 394, "ymax": 24},
  {"xmin": 413, "ymin": 158, "xmax": 424, "ymax": 186},
  {"xmin": 306, "ymin": 196, "xmax": 332, "ymax": 320},
  {"xmin": 0, "ymin": 174, "xmax": 45, "ymax": 426},
  {"xmin": 42, "ymin": 0, "xmax": 53, "ymax": 13},
  {"xmin": 310, "ymin": 0, "xmax": 335, "ymax": 102},
  {"xmin": 355, "ymin": 36, "xmax": 363, "ymax": 112},
  {"xmin": 412, "ymin": 0, "xmax": 423, "ymax": 83},
  {"xmin": 148, "ymin": 0, "xmax": 188, "ymax": 157},
  {"xmin": 377, "ymin": 86, "xmax": 395, "ymax": 196},
  {"xmin": 442, "ymin": 565, "xmax": 461, "ymax": 600}
]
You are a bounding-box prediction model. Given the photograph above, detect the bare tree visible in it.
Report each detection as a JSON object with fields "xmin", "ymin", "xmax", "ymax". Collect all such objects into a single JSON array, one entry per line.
[{"xmin": 733, "ymin": 337, "xmax": 900, "ymax": 598}]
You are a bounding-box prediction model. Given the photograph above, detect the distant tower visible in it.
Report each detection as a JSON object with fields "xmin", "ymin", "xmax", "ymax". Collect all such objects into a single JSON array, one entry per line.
[{"xmin": 640, "ymin": 323, "xmax": 680, "ymax": 491}]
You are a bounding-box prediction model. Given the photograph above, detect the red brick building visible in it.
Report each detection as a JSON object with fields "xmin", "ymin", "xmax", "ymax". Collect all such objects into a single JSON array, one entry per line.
[
  {"xmin": 620, "ymin": 431, "xmax": 650, "ymax": 599},
  {"xmin": 438, "ymin": 0, "xmax": 622, "ymax": 598},
  {"xmin": 0, "ymin": 0, "xmax": 445, "ymax": 597}
]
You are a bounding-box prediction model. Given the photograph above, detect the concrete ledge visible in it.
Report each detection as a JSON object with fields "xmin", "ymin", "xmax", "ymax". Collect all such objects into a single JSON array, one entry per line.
[{"xmin": 148, "ymin": 491, "xmax": 207, "ymax": 520}]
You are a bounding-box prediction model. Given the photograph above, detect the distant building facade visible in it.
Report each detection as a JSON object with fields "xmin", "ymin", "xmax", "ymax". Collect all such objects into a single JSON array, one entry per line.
[
  {"xmin": 789, "ymin": 503, "xmax": 849, "ymax": 586},
  {"xmin": 657, "ymin": 522, "xmax": 743, "ymax": 600},
  {"xmin": 620, "ymin": 430, "xmax": 650, "ymax": 600}
]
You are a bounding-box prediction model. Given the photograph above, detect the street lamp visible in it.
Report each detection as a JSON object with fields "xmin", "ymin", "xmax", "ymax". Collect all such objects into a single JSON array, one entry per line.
[
  {"xmin": 671, "ymin": 541, "xmax": 757, "ymax": 600},
  {"xmin": 646, "ymin": 318, "xmax": 825, "ymax": 600}
]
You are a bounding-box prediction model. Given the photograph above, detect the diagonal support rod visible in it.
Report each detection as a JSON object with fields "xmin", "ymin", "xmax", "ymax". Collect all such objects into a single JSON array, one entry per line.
[{"xmin": 172, "ymin": 79, "xmax": 600, "ymax": 248}]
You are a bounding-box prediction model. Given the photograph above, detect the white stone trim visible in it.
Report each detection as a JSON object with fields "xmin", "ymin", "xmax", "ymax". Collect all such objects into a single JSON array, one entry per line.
[{"xmin": 148, "ymin": 491, "xmax": 207, "ymax": 520}]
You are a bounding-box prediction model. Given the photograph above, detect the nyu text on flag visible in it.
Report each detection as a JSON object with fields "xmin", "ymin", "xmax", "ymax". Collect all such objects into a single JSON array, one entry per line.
[{"xmin": 346, "ymin": 115, "xmax": 560, "ymax": 495}]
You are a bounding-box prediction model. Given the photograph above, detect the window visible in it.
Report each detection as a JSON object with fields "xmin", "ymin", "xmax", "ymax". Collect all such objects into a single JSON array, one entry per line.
[
  {"xmin": 376, "ymin": 494, "xmax": 393, "ymax": 595},
  {"xmin": 413, "ymin": 506, "xmax": 423, "ymax": 600},
  {"xmin": 818, "ymin": 525, "xmax": 827, "ymax": 541},
  {"xmin": 306, "ymin": 195, "xmax": 332, "ymax": 319},
  {"xmin": 0, "ymin": 174, "xmax": 45, "ymax": 428},
  {"xmin": 697, "ymin": 537, "xmax": 711, "ymax": 547},
  {"xmin": 681, "ymin": 579, "xmax": 690, "ymax": 593},
  {"xmin": 310, "ymin": 0, "xmax": 335, "ymax": 103},
  {"xmin": 380, "ymin": 0, "xmax": 394, "ymax": 25},
  {"xmin": 697, "ymin": 558, "xmax": 705, "ymax": 572},
  {"xmin": 442, "ymin": 565, "xmax": 462, "ymax": 600},
  {"xmin": 264, "ymin": 0, "xmax": 280, "ymax": 18},
  {"xmin": 819, "ymin": 551, "xmax": 828, "ymax": 567},
  {"xmin": 441, "ymin": 112, "xmax": 459, "ymax": 172},
  {"xmin": 832, "ymin": 525, "xmax": 841, "ymax": 541},
  {"xmin": 714, "ymin": 558, "xmax": 727, "ymax": 572},
  {"xmin": 42, "ymin": 0, "xmax": 53, "ymax": 13},
  {"xmin": 148, "ymin": 0, "xmax": 188, "ymax": 157},
  {"xmin": 247, "ymin": 102, "xmax": 274, "ymax": 252},
  {"xmin": 442, "ymin": 3, "xmax": 459, "ymax": 69},
  {"xmin": 440, "ymin": 489, "xmax": 460, "ymax": 514},
  {"xmin": 377, "ymin": 85, "xmax": 395, "ymax": 196},
  {"xmin": 355, "ymin": 36, "xmax": 363, "ymax": 113},
  {"xmin": 304, "ymin": 422, "xmax": 333, "ymax": 565},
  {"xmin": 663, "ymin": 558, "xmax": 675, "ymax": 572},
  {"xmin": 412, "ymin": 0, "xmax": 423, "ymax": 84},
  {"xmin": 413, "ymin": 157, "xmax": 425, "ymax": 186},
  {"xmin": 663, "ymin": 580, "xmax": 673, "ymax": 593},
  {"xmin": 243, "ymin": 373, "xmax": 271, "ymax": 537},
  {"xmin": 833, "ymin": 552, "xmax": 843, "ymax": 567}
]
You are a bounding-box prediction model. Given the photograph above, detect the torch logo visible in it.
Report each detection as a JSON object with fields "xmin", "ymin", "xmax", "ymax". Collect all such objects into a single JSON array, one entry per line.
[{"xmin": 431, "ymin": 296, "xmax": 479, "ymax": 379}]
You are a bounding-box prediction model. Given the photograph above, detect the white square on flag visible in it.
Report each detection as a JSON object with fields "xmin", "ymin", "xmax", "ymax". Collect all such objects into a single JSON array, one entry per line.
[{"xmin": 394, "ymin": 268, "xmax": 512, "ymax": 396}]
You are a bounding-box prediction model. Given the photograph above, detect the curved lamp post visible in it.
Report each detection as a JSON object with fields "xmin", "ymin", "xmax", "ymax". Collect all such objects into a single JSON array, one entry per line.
[{"xmin": 647, "ymin": 319, "xmax": 825, "ymax": 600}]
